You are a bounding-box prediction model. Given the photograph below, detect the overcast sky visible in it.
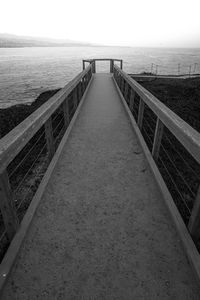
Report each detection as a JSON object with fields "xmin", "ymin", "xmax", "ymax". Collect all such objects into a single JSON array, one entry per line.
[{"xmin": 1, "ymin": 0, "xmax": 200, "ymax": 47}]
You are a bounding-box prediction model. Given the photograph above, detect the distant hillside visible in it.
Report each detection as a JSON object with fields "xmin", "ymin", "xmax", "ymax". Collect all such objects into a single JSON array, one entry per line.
[{"xmin": 0, "ymin": 33, "xmax": 93, "ymax": 48}]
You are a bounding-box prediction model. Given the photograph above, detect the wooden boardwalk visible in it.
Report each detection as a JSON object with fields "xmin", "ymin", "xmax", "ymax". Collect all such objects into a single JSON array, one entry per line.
[{"xmin": 1, "ymin": 73, "xmax": 200, "ymax": 299}]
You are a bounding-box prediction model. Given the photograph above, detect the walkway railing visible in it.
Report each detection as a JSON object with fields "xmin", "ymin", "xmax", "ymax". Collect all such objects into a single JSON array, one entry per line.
[
  {"xmin": 0, "ymin": 64, "xmax": 93, "ymax": 255},
  {"xmin": 83, "ymin": 58, "xmax": 123, "ymax": 73},
  {"xmin": 1, "ymin": 57, "xmax": 200, "ymax": 261},
  {"xmin": 113, "ymin": 64, "xmax": 200, "ymax": 243}
]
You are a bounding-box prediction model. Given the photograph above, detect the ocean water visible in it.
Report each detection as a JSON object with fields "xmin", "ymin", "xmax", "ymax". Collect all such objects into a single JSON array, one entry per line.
[{"xmin": 0, "ymin": 46, "xmax": 200, "ymax": 108}]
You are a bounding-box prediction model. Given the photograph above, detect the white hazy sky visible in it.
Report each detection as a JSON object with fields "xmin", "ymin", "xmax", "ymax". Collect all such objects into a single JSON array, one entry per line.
[{"xmin": 1, "ymin": 0, "xmax": 200, "ymax": 47}]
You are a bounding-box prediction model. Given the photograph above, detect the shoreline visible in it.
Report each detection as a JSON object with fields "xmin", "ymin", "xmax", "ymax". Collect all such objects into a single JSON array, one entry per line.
[{"xmin": 0, "ymin": 89, "xmax": 60, "ymax": 139}]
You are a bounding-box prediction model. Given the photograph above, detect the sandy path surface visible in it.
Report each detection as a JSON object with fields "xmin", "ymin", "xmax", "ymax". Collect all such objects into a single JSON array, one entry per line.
[{"xmin": 2, "ymin": 74, "xmax": 200, "ymax": 299}]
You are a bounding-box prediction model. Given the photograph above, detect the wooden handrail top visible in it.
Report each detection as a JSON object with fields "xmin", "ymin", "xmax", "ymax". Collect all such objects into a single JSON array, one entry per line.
[
  {"xmin": 0, "ymin": 64, "xmax": 92, "ymax": 173},
  {"xmin": 114, "ymin": 64, "xmax": 200, "ymax": 164},
  {"xmin": 83, "ymin": 58, "xmax": 122, "ymax": 62}
]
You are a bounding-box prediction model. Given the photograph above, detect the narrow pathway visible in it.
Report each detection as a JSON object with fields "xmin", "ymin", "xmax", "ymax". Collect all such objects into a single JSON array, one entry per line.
[{"xmin": 2, "ymin": 74, "xmax": 200, "ymax": 299}]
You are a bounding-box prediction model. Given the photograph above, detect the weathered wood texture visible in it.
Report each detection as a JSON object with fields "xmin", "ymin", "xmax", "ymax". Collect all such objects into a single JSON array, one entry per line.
[
  {"xmin": 152, "ymin": 118, "xmax": 164, "ymax": 161},
  {"xmin": 137, "ymin": 98, "xmax": 145, "ymax": 130}
]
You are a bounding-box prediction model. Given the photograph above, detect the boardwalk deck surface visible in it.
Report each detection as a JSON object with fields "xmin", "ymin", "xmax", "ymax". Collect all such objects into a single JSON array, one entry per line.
[{"xmin": 2, "ymin": 74, "xmax": 200, "ymax": 299}]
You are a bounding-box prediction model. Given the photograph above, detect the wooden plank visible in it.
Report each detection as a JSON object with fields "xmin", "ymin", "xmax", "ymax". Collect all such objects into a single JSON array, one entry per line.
[
  {"xmin": 110, "ymin": 59, "xmax": 114, "ymax": 73},
  {"xmin": 113, "ymin": 67, "xmax": 117, "ymax": 80},
  {"xmin": 114, "ymin": 65, "xmax": 200, "ymax": 165},
  {"xmin": 188, "ymin": 186, "xmax": 200, "ymax": 241},
  {"xmin": 92, "ymin": 61, "xmax": 96, "ymax": 73},
  {"xmin": 152, "ymin": 118, "xmax": 164, "ymax": 161},
  {"xmin": 0, "ymin": 64, "xmax": 92, "ymax": 174},
  {"xmin": 44, "ymin": 118, "xmax": 55, "ymax": 160},
  {"xmin": 0, "ymin": 171, "xmax": 19, "ymax": 241},
  {"xmin": 137, "ymin": 98, "xmax": 145, "ymax": 130}
]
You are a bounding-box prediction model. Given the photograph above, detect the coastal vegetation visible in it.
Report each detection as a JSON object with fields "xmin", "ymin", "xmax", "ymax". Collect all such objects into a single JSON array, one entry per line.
[
  {"xmin": 139, "ymin": 77, "xmax": 200, "ymax": 133},
  {"xmin": 0, "ymin": 89, "xmax": 60, "ymax": 138}
]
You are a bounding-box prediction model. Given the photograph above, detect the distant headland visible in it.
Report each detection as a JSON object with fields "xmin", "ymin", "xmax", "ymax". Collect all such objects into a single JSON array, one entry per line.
[{"xmin": 0, "ymin": 33, "xmax": 96, "ymax": 48}]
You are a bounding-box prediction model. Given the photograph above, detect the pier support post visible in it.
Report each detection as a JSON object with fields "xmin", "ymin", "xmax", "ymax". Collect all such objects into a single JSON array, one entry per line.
[
  {"xmin": 110, "ymin": 59, "xmax": 114, "ymax": 73},
  {"xmin": 92, "ymin": 60, "xmax": 96, "ymax": 73},
  {"xmin": 137, "ymin": 98, "xmax": 145, "ymax": 130},
  {"xmin": 152, "ymin": 118, "xmax": 164, "ymax": 161}
]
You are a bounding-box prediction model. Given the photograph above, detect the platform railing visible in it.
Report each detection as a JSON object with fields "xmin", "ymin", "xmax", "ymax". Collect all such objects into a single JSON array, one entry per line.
[
  {"xmin": 83, "ymin": 58, "xmax": 123, "ymax": 73},
  {"xmin": 0, "ymin": 64, "xmax": 93, "ymax": 251},
  {"xmin": 113, "ymin": 64, "xmax": 200, "ymax": 243}
]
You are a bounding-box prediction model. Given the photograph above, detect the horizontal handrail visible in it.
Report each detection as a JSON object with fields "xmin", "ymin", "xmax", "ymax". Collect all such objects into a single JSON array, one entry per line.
[
  {"xmin": 114, "ymin": 64, "xmax": 200, "ymax": 165},
  {"xmin": 84, "ymin": 58, "xmax": 122, "ymax": 62},
  {"xmin": 83, "ymin": 59, "xmax": 123, "ymax": 73},
  {"xmin": 0, "ymin": 64, "xmax": 92, "ymax": 173}
]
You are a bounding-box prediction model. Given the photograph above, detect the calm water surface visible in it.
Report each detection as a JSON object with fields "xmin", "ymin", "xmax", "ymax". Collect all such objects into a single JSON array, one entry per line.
[{"xmin": 0, "ymin": 46, "xmax": 200, "ymax": 108}]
